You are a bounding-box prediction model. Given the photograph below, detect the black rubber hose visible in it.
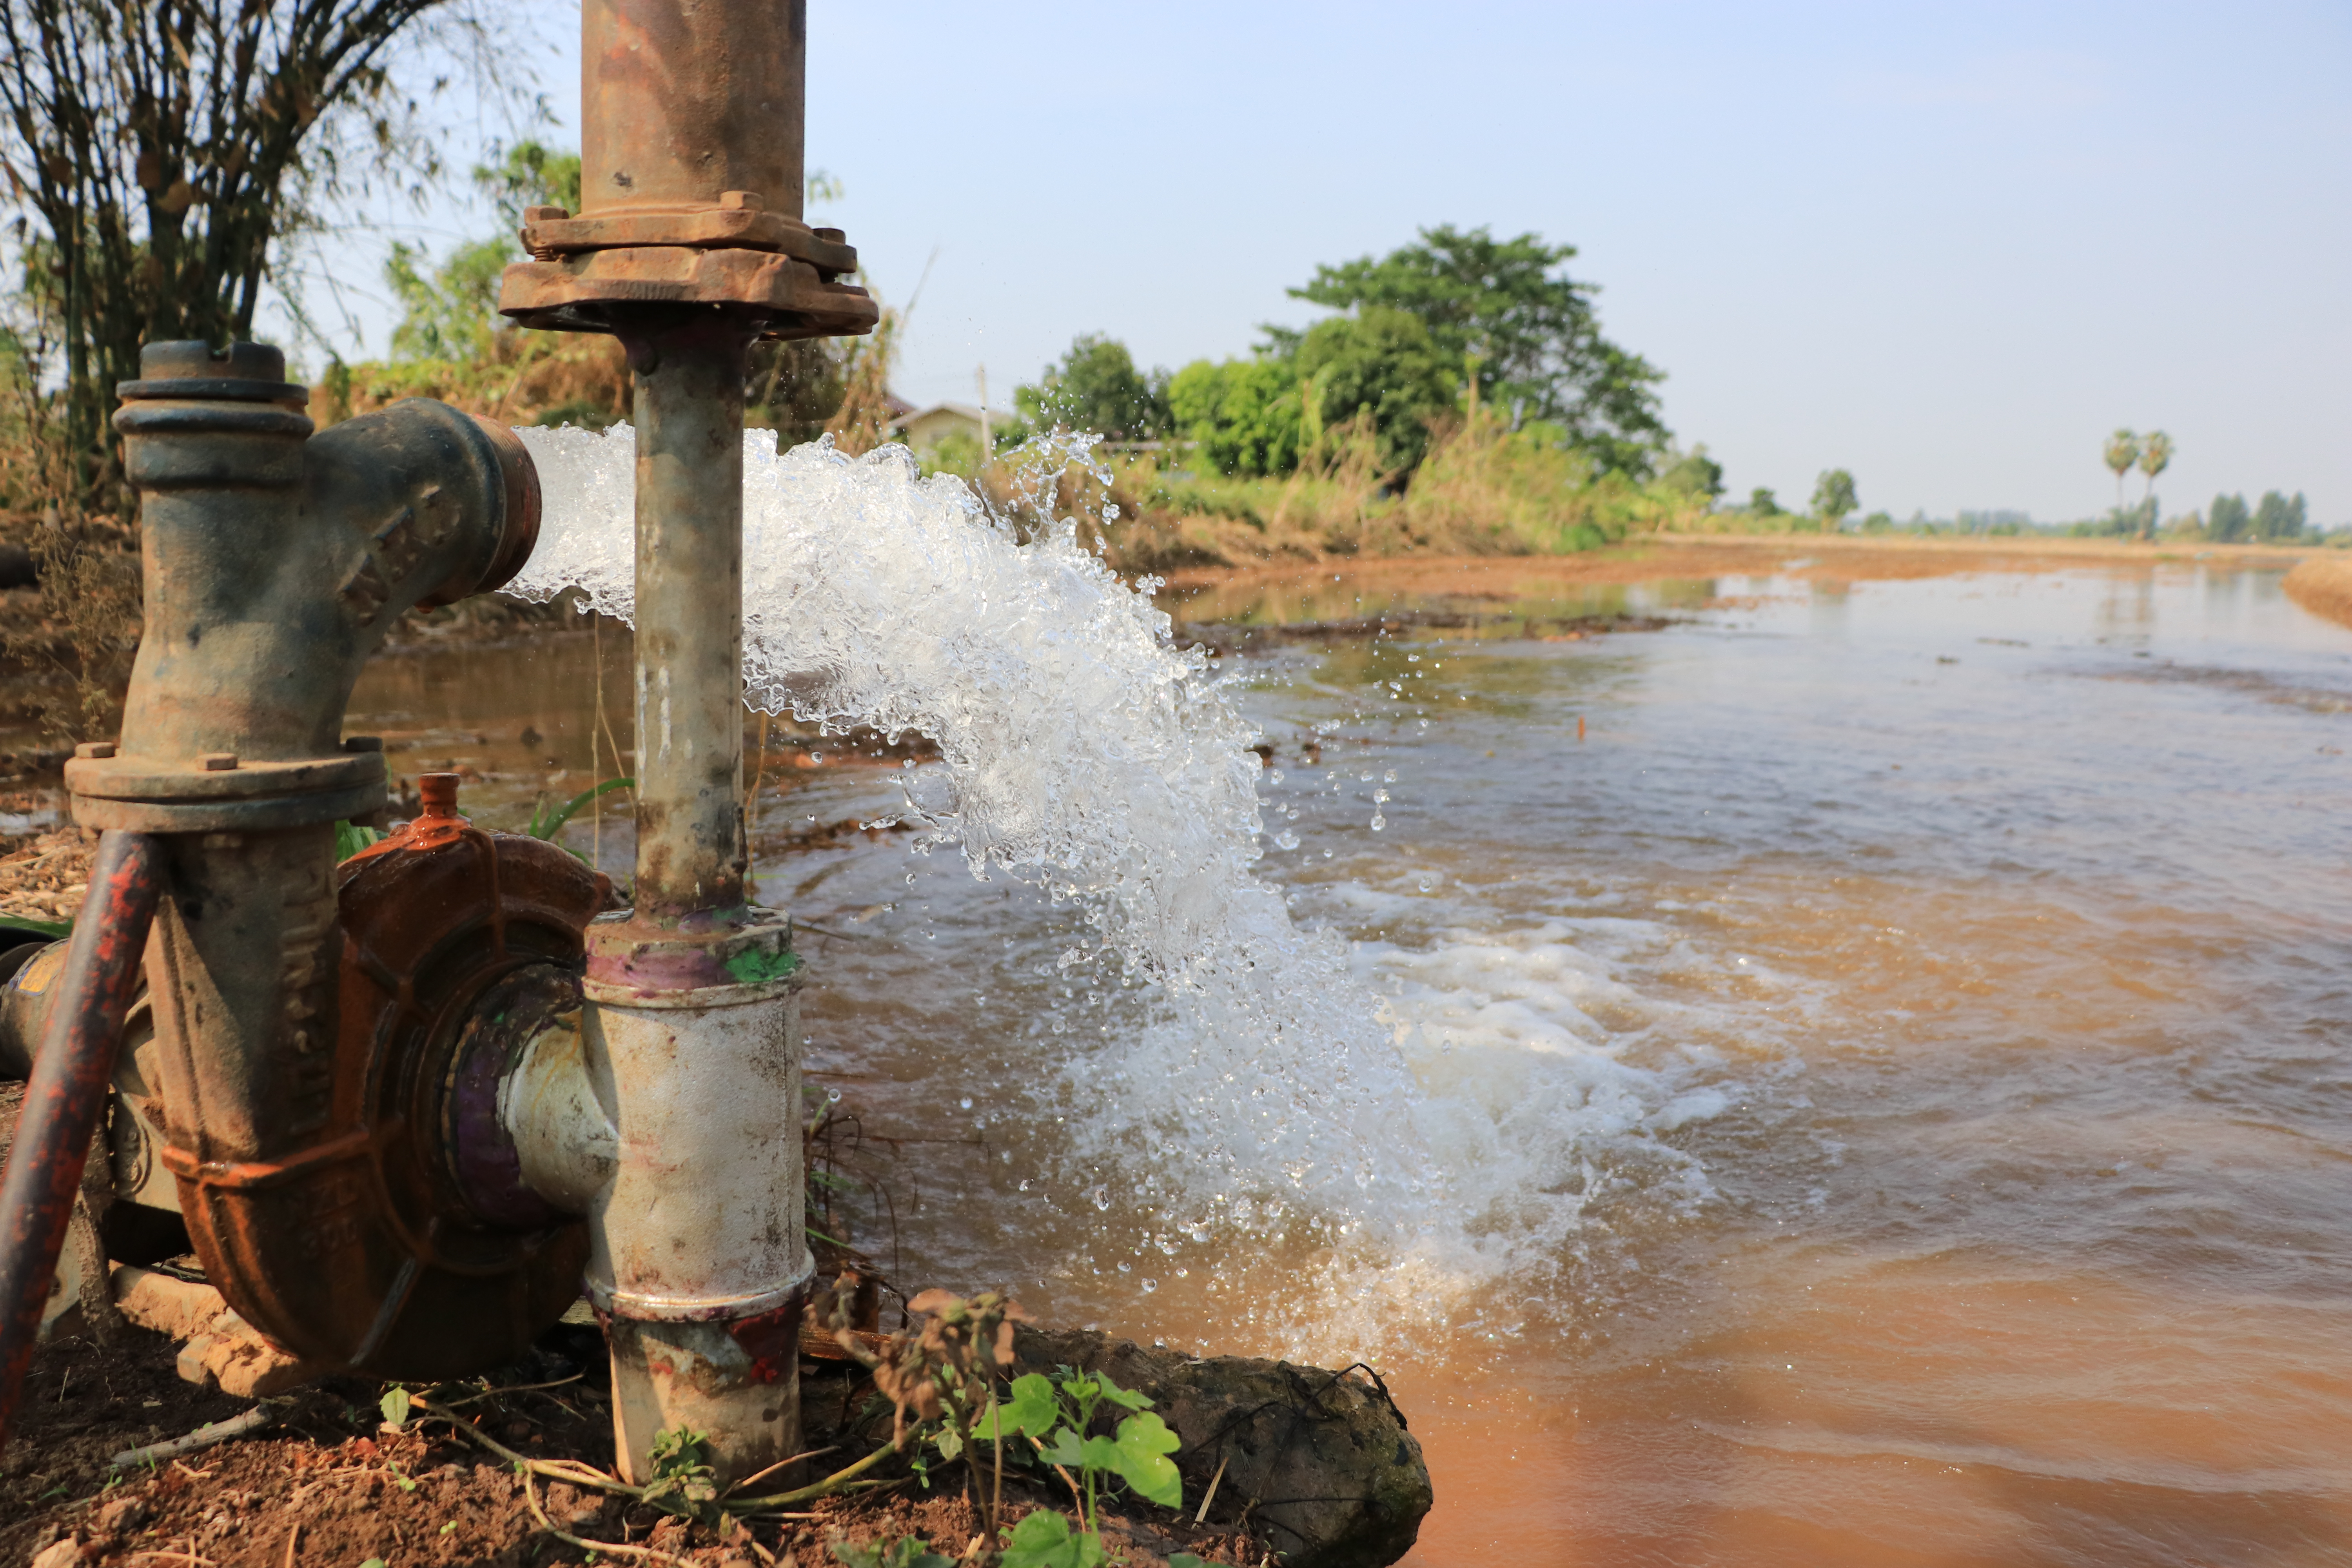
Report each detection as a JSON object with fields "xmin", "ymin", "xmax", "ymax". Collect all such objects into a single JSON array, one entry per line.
[{"xmin": 0, "ymin": 831, "xmax": 164, "ymax": 1452}]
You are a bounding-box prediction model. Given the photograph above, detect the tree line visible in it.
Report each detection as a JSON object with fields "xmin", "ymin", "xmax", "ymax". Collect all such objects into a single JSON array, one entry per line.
[{"xmin": 1008, "ymin": 225, "xmax": 1678, "ymax": 486}]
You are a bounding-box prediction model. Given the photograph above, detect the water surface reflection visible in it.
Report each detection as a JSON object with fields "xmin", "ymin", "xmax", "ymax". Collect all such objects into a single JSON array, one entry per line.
[{"xmin": 346, "ymin": 561, "xmax": 2352, "ymax": 1567}]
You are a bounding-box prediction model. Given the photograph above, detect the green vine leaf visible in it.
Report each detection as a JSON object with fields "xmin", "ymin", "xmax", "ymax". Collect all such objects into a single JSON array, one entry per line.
[
  {"xmin": 999, "ymin": 1510, "xmax": 1107, "ymax": 1568},
  {"xmin": 1106, "ymin": 1411, "xmax": 1181, "ymax": 1508}
]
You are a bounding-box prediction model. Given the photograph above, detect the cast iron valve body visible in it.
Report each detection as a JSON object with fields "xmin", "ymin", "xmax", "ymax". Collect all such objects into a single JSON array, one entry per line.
[{"xmin": 59, "ymin": 343, "xmax": 603, "ymax": 1379}]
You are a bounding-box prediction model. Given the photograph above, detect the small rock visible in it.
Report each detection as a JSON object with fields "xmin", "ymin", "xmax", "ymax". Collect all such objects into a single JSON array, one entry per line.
[
  {"xmin": 29, "ymin": 1539, "xmax": 82, "ymax": 1568},
  {"xmin": 543, "ymin": 1482, "xmax": 602, "ymax": 1530},
  {"xmin": 1011, "ymin": 1324, "xmax": 1429, "ymax": 1568},
  {"xmin": 95, "ymin": 1496, "xmax": 150, "ymax": 1536}
]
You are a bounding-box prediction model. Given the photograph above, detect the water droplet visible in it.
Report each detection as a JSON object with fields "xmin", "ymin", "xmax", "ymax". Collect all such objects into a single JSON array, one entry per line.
[
  {"xmin": 1189, "ymin": 1227, "xmax": 1209, "ymax": 1243},
  {"xmin": 1174, "ymin": 1267, "xmax": 1189, "ymax": 1278},
  {"xmin": 1091, "ymin": 1185, "xmax": 1110, "ymax": 1210},
  {"xmin": 1141, "ymin": 1278, "xmax": 1158, "ymax": 1294},
  {"xmin": 1383, "ymin": 769, "xmax": 1397, "ymax": 782},
  {"xmin": 900, "ymin": 758, "xmax": 913, "ymax": 769},
  {"xmin": 1018, "ymin": 1178, "xmax": 1030, "ymax": 1191},
  {"xmin": 1417, "ymin": 875, "xmax": 1435, "ymax": 892},
  {"xmin": 826, "ymin": 1086, "xmax": 843, "ymax": 1102},
  {"xmin": 959, "ymin": 1096, "xmax": 973, "ymax": 1110},
  {"xmin": 1370, "ymin": 813, "xmax": 1386, "ymax": 831},
  {"xmin": 1116, "ymin": 1261, "xmax": 1132, "ymax": 1274},
  {"xmin": 1274, "ymin": 830, "xmax": 1300, "ymax": 851}
]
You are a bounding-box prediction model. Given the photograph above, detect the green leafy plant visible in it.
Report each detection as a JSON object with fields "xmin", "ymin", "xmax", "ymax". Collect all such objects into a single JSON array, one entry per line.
[
  {"xmin": 334, "ymin": 819, "xmax": 385, "ymax": 861},
  {"xmin": 379, "ymin": 1385, "xmax": 412, "ymax": 1430},
  {"xmin": 527, "ymin": 775, "xmax": 633, "ymax": 842},
  {"xmin": 641, "ymin": 1424, "xmax": 722, "ymax": 1523},
  {"xmin": 724, "ymin": 945, "xmax": 801, "ymax": 985},
  {"xmin": 998, "ymin": 1510, "xmax": 1107, "ymax": 1568},
  {"xmin": 982, "ymin": 1366, "xmax": 1183, "ymax": 1539},
  {"xmin": 831, "ymin": 1286, "xmax": 1028, "ymax": 1541},
  {"xmin": 829, "ymin": 1540, "xmax": 953, "ymax": 1568}
]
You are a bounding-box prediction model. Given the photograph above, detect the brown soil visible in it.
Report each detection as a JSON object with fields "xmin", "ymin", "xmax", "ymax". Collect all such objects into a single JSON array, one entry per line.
[{"xmin": 0, "ymin": 1325, "xmax": 1267, "ymax": 1568}]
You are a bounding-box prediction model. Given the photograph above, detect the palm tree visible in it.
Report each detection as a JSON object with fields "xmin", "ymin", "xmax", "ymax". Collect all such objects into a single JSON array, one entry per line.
[
  {"xmin": 2104, "ymin": 429, "xmax": 2140, "ymax": 517},
  {"xmin": 2136, "ymin": 431, "xmax": 2173, "ymax": 539}
]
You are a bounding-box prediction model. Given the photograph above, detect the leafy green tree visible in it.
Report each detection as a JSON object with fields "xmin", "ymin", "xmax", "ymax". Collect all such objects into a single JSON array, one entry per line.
[
  {"xmin": 2136, "ymin": 430, "xmax": 2172, "ymax": 540},
  {"xmin": 476, "ymin": 139, "xmax": 583, "ymax": 227},
  {"xmin": 2103, "ymin": 429, "xmax": 2140, "ymax": 514},
  {"xmin": 2207, "ymin": 492, "xmax": 2250, "ymax": 542},
  {"xmin": 1294, "ymin": 305, "xmax": 1455, "ymax": 473},
  {"xmin": 1748, "ymin": 486, "xmax": 1781, "ymax": 517},
  {"xmin": 1167, "ymin": 356, "xmax": 1302, "ymax": 477},
  {"xmin": 2253, "ymin": 490, "xmax": 2308, "ymax": 541},
  {"xmin": 1812, "ymin": 468, "xmax": 1858, "ymax": 529},
  {"xmin": 385, "ymin": 238, "xmax": 509, "ymax": 361},
  {"xmin": 1658, "ymin": 447, "xmax": 1725, "ymax": 500},
  {"xmin": 385, "ymin": 145, "xmax": 584, "ymax": 363},
  {"xmin": 1287, "ymin": 223, "xmax": 1668, "ymax": 474},
  {"xmin": 0, "ymin": 0, "xmax": 503, "ymax": 506},
  {"xmin": 1014, "ymin": 334, "xmax": 1171, "ymax": 442}
]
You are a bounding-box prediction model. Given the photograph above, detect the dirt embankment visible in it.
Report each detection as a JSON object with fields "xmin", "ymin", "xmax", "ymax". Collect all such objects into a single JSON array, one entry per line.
[
  {"xmin": 2283, "ymin": 555, "xmax": 2352, "ymax": 630},
  {"xmin": 1158, "ymin": 533, "xmax": 2318, "ymax": 604}
]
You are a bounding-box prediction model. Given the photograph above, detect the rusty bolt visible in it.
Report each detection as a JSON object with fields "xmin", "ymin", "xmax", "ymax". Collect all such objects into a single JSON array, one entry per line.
[
  {"xmin": 343, "ymin": 735, "xmax": 385, "ymax": 753},
  {"xmin": 198, "ymin": 753, "xmax": 238, "ymax": 772},
  {"xmin": 719, "ymin": 190, "xmax": 762, "ymax": 212},
  {"xmin": 524, "ymin": 205, "xmax": 571, "ymax": 223},
  {"xmin": 74, "ymin": 741, "xmax": 115, "ymax": 760}
]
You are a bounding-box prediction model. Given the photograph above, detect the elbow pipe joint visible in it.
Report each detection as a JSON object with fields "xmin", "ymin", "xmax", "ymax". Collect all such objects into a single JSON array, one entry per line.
[{"xmin": 69, "ymin": 341, "xmax": 539, "ymax": 833}]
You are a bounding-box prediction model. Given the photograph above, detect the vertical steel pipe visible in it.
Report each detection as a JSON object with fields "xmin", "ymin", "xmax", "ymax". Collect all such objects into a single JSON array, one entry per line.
[
  {"xmin": 628, "ymin": 319, "xmax": 753, "ymax": 922},
  {"xmin": 0, "ymin": 831, "xmax": 165, "ymax": 1449}
]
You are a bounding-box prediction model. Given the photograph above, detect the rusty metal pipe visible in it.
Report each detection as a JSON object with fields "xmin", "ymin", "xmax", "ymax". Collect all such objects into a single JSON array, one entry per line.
[
  {"xmin": 626, "ymin": 318, "xmax": 753, "ymax": 922},
  {"xmin": 0, "ymin": 831, "xmax": 163, "ymax": 1450},
  {"xmin": 583, "ymin": 0, "xmax": 807, "ymax": 224},
  {"xmin": 498, "ymin": 0, "xmax": 871, "ymax": 1488}
]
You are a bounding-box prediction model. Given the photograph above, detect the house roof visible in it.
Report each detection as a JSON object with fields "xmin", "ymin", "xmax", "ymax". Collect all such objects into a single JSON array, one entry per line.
[{"xmin": 889, "ymin": 401, "xmax": 1006, "ymax": 428}]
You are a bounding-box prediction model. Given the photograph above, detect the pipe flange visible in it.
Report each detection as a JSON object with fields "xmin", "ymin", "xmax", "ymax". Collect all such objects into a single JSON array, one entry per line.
[
  {"xmin": 518, "ymin": 207, "xmax": 858, "ymax": 274},
  {"xmin": 583, "ymin": 911, "xmax": 799, "ymax": 993},
  {"xmin": 67, "ymin": 751, "xmax": 385, "ymax": 833},
  {"xmin": 588, "ymin": 1252, "xmax": 816, "ymax": 1325},
  {"xmin": 499, "ymin": 248, "xmax": 877, "ymax": 341}
]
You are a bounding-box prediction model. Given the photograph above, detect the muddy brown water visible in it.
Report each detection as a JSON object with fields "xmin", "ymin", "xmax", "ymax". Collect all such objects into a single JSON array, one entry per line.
[{"xmin": 21, "ymin": 550, "xmax": 2351, "ymax": 1566}]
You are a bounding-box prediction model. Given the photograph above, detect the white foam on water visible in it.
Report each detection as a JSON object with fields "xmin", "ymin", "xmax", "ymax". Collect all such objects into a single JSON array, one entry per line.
[{"xmin": 509, "ymin": 425, "xmax": 1765, "ymax": 1359}]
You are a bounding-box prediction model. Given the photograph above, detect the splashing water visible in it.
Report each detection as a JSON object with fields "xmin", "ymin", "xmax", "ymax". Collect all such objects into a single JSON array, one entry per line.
[{"xmin": 508, "ymin": 426, "xmax": 1749, "ymax": 1357}]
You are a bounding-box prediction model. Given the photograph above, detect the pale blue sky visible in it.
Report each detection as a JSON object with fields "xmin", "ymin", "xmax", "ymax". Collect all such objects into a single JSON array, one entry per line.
[{"xmin": 301, "ymin": 1, "xmax": 2350, "ymax": 525}]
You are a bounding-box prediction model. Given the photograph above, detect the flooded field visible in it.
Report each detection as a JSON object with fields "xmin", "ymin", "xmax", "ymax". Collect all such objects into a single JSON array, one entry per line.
[{"xmin": 343, "ymin": 552, "xmax": 2352, "ymax": 1567}]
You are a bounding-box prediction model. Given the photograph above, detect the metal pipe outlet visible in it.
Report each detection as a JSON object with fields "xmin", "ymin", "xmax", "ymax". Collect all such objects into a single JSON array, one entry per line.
[{"xmin": 499, "ymin": 0, "xmax": 875, "ymax": 1487}]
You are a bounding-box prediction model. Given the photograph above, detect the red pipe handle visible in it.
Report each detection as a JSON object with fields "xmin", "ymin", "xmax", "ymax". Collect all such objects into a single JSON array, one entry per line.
[{"xmin": 0, "ymin": 831, "xmax": 164, "ymax": 1453}]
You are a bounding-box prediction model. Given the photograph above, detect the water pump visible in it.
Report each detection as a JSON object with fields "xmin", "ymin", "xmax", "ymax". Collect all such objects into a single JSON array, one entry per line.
[{"xmin": 0, "ymin": 0, "xmax": 879, "ymax": 1489}]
